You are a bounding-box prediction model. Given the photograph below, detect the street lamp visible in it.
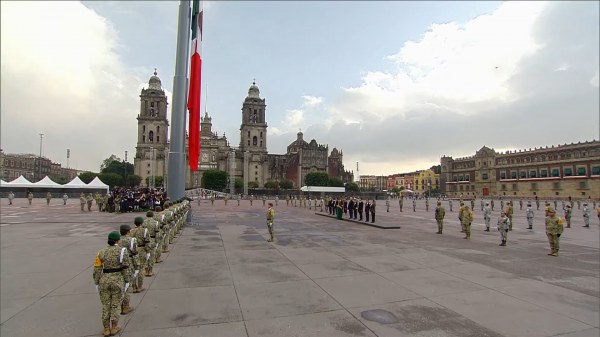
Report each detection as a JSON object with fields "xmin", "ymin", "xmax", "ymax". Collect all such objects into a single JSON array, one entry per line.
[{"xmin": 38, "ymin": 133, "xmax": 44, "ymax": 181}]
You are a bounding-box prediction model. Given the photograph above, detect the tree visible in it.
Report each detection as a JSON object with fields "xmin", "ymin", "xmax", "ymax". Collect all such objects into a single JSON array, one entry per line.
[
  {"xmin": 391, "ymin": 186, "xmax": 400, "ymax": 196},
  {"xmin": 264, "ymin": 180, "xmax": 279, "ymax": 189},
  {"xmin": 55, "ymin": 176, "xmax": 69, "ymax": 184},
  {"xmin": 101, "ymin": 159, "xmax": 133, "ymax": 177},
  {"xmin": 78, "ymin": 171, "xmax": 98, "ymax": 184},
  {"xmin": 248, "ymin": 181, "xmax": 259, "ymax": 189},
  {"xmin": 279, "ymin": 179, "xmax": 293, "ymax": 189},
  {"xmin": 346, "ymin": 181, "xmax": 359, "ymax": 191},
  {"xmin": 305, "ymin": 172, "xmax": 329, "ymax": 186},
  {"xmin": 202, "ymin": 170, "xmax": 227, "ymax": 190},
  {"xmin": 127, "ymin": 174, "xmax": 142, "ymax": 187},
  {"xmin": 100, "ymin": 155, "xmax": 121, "ymax": 171},
  {"xmin": 98, "ymin": 173, "xmax": 123, "ymax": 188},
  {"xmin": 234, "ymin": 178, "xmax": 243, "ymax": 189},
  {"xmin": 144, "ymin": 175, "xmax": 163, "ymax": 187},
  {"xmin": 328, "ymin": 177, "xmax": 344, "ymax": 187}
]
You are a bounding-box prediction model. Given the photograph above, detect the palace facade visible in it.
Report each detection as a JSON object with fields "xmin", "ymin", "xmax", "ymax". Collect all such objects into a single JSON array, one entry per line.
[{"xmin": 440, "ymin": 141, "xmax": 600, "ymax": 199}]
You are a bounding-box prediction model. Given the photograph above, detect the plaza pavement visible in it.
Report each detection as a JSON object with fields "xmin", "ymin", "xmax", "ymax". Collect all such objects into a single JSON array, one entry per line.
[{"xmin": 1, "ymin": 197, "xmax": 598, "ymax": 337}]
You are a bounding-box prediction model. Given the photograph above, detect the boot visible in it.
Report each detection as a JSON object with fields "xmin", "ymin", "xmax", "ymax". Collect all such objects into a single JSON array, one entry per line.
[
  {"xmin": 146, "ymin": 267, "xmax": 154, "ymax": 277},
  {"xmin": 103, "ymin": 321, "xmax": 111, "ymax": 337},
  {"xmin": 499, "ymin": 240, "xmax": 506, "ymax": 246},
  {"xmin": 436, "ymin": 231, "xmax": 442, "ymax": 234},
  {"xmin": 121, "ymin": 300, "xmax": 134, "ymax": 315},
  {"xmin": 155, "ymin": 257, "xmax": 163, "ymax": 263},
  {"xmin": 550, "ymin": 250, "xmax": 558, "ymax": 257},
  {"xmin": 484, "ymin": 228, "xmax": 490, "ymax": 232},
  {"xmin": 110, "ymin": 319, "xmax": 121, "ymax": 336}
]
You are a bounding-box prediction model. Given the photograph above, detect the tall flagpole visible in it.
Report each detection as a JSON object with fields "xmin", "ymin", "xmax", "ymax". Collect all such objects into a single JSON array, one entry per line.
[{"xmin": 168, "ymin": 0, "xmax": 191, "ymax": 200}]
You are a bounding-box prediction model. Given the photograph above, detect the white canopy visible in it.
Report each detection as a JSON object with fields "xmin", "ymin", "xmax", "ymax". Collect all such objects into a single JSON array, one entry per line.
[
  {"xmin": 300, "ymin": 186, "xmax": 345, "ymax": 193},
  {"xmin": 88, "ymin": 177, "xmax": 109, "ymax": 191},
  {"xmin": 6, "ymin": 175, "xmax": 33, "ymax": 188},
  {"xmin": 0, "ymin": 179, "xmax": 7, "ymax": 185},
  {"xmin": 400, "ymin": 189, "xmax": 414, "ymax": 193},
  {"xmin": 64, "ymin": 176, "xmax": 88, "ymax": 188},
  {"xmin": 32, "ymin": 176, "xmax": 61, "ymax": 188}
]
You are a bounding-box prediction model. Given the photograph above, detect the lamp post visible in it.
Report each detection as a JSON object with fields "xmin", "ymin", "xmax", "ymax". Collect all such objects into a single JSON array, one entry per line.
[
  {"xmin": 149, "ymin": 147, "xmax": 155, "ymax": 188},
  {"xmin": 38, "ymin": 133, "xmax": 44, "ymax": 181}
]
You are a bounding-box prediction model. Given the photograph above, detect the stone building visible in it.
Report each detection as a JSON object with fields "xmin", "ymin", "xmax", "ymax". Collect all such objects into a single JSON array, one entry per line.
[
  {"xmin": 441, "ymin": 141, "xmax": 600, "ymax": 199},
  {"xmin": 133, "ymin": 74, "xmax": 352, "ymax": 190},
  {"xmin": 0, "ymin": 150, "xmax": 77, "ymax": 183}
]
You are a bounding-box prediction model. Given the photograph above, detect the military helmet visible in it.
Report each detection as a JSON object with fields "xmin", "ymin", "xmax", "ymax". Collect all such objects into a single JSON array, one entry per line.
[
  {"xmin": 146, "ymin": 211, "xmax": 154, "ymax": 217},
  {"xmin": 108, "ymin": 231, "xmax": 121, "ymax": 241},
  {"xmin": 134, "ymin": 217, "xmax": 144, "ymax": 225},
  {"xmin": 547, "ymin": 207, "xmax": 556, "ymax": 213},
  {"xmin": 120, "ymin": 224, "xmax": 131, "ymax": 235}
]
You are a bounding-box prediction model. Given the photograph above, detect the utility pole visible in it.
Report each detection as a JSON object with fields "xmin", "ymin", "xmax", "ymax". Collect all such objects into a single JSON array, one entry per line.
[{"xmin": 38, "ymin": 133, "xmax": 44, "ymax": 181}]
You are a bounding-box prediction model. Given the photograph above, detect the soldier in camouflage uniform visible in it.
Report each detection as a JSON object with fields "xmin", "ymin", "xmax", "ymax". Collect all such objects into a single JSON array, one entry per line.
[
  {"xmin": 526, "ymin": 203, "xmax": 534, "ymax": 230},
  {"xmin": 505, "ymin": 201, "xmax": 514, "ymax": 231},
  {"xmin": 27, "ymin": 191, "xmax": 33, "ymax": 205},
  {"xmin": 266, "ymin": 203, "xmax": 275, "ymax": 242},
  {"xmin": 153, "ymin": 206, "xmax": 164, "ymax": 263},
  {"xmin": 118, "ymin": 225, "xmax": 136, "ymax": 315},
  {"xmin": 93, "ymin": 231, "xmax": 129, "ymax": 336},
  {"xmin": 458, "ymin": 202, "xmax": 466, "ymax": 233},
  {"xmin": 224, "ymin": 195, "xmax": 229, "ymax": 206},
  {"xmin": 434, "ymin": 201, "xmax": 445, "ymax": 234},
  {"xmin": 262, "ymin": 195, "xmax": 267, "ymax": 206},
  {"xmin": 564, "ymin": 205, "xmax": 572, "ymax": 228},
  {"xmin": 497, "ymin": 211, "xmax": 510, "ymax": 246},
  {"xmin": 461, "ymin": 205, "xmax": 474, "ymax": 239},
  {"xmin": 130, "ymin": 217, "xmax": 148, "ymax": 293},
  {"xmin": 210, "ymin": 194, "xmax": 215, "ymax": 206},
  {"xmin": 483, "ymin": 202, "xmax": 492, "ymax": 232},
  {"xmin": 46, "ymin": 192, "xmax": 52, "ymax": 205},
  {"xmin": 425, "ymin": 198, "xmax": 430, "ymax": 212},
  {"xmin": 582, "ymin": 203, "xmax": 590, "ymax": 228},
  {"xmin": 144, "ymin": 211, "xmax": 159, "ymax": 276},
  {"xmin": 545, "ymin": 207, "xmax": 564, "ymax": 256},
  {"xmin": 86, "ymin": 193, "xmax": 94, "ymax": 211},
  {"xmin": 80, "ymin": 193, "xmax": 86, "ymax": 211}
]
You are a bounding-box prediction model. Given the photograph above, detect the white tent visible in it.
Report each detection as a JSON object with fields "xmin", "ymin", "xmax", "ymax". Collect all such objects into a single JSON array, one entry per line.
[
  {"xmin": 64, "ymin": 176, "xmax": 88, "ymax": 188},
  {"xmin": 0, "ymin": 179, "xmax": 7, "ymax": 186},
  {"xmin": 6, "ymin": 175, "xmax": 33, "ymax": 188},
  {"xmin": 88, "ymin": 177, "xmax": 110, "ymax": 192},
  {"xmin": 32, "ymin": 176, "xmax": 61, "ymax": 188}
]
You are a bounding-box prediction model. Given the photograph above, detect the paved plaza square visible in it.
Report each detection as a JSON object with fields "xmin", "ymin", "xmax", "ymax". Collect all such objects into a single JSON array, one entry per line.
[{"xmin": 1, "ymin": 197, "xmax": 598, "ymax": 337}]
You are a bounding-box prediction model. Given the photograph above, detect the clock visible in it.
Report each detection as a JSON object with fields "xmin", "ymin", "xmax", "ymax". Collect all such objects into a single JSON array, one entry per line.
[{"xmin": 201, "ymin": 152, "xmax": 208, "ymax": 162}]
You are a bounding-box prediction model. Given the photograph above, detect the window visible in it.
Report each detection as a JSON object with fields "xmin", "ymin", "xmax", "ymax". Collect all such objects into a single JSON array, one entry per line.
[
  {"xmin": 551, "ymin": 168, "xmax": 560, "ymax": 177},
  {"xmin": 147, "ymin": 170, "xmax": 150, "ymax": 174},
  {"xmin": 510, "ymin": 171, "xmax": 517, "ymax": 179},
  {"xmin": 150, "ymin": 108, "xmax": 154, "ymax": 115},
  {"xmin": 465, "ymin": 175, "xmax": 470, "ymax": 181},
  {"xmin": 143, "ymin": 135, "xmax": 145, "ymax": 142},
  {"xmin": 500, "ymin": 171, "xmax": 506, "ymax": 179},
  {"xmin": 459, "ymin": 185, "xmax": 463, "ymax": 191},
  {"xmin": 453, "ymin": 176, "xmax": 457, "ymax": 182},
  {"xmin": 149, "ymin": 131, "xmax": 154, "ymax": 142},
  {"xmin": 260, "ymin": 132, "xmax": 263, "ymax": 138},
  {"xmin": 512, "ymin": 183, "xmax": 518, "ymax": 190},
  {"xmin": 564, "ymin": 167, "xmax": 573, "ymax": 176},
  {"xmin": 531, "ymin": 182, "xmax": 537, "ymax": 190},
  {"xmin": 592, "ymin": 166, "xmax": 600, "ymax": 175},
  {"xmin": 530, "ymin": 170, "xmax": 537, "ymax": 178},
  {"xmin": 253, "ymin": 136, "xmax": 257, "ymax": 146},
  {"xmin": 501, "ymin": 184, "xmax": 506, "ymax": 190},
  {"xmin": 143, "ymin": 125, "xmax": 146, "ymax": 132},
  {"xmin": 520, "ymin": 171, "xmax": 526, "ymax": 178},
  {"xmin": 260, "ymin": 141, "xmax": 263, "ymax": 147},
  {"xmin": 147, "ymin": 163, "xmax": 151, "ymax": 167},
  {"xmin": 157, "ymin": 136, "xmax": 160, "ymax": 142},
  {"xmin": 541, "ymin": 169, "xmax": 548, "ymax": 177},
  {"xmin": 151, "ymin": 102, "xmax": 154, "ymax": 107},
  {"xmin": 577, "ymin": 167, "xmax": 586, "ymax": 176},
  {"xmin": 248, "ymin": 131, "xmax": 250, "ymax": 137},
  {"xmin": 553, "ymin": 182, "xmax": 560, "ymax": 189},
  {"xmin": 579, "ymin": 181, "xmax": 588, "ymax": 189},
  {"xmin": 157, "ymin": 126, "xmax": 160, "ymax": 133},
  {"xmin": 482, "ymin": 173, "xmax": 488, "ymax": 180},
  {"xmin": 247, "ymin": 140, "xmax": 250, "ymax": 146}
]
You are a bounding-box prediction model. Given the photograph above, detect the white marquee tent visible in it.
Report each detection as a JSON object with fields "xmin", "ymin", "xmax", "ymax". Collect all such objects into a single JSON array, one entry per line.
[{"xmin": 0, "ymin": 175, "xmax": 109, "ymax": 196}]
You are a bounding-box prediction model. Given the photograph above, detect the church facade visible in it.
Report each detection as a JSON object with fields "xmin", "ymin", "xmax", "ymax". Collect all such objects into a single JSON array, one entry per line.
[{"xmin": 134, "ymin": 73, "xmax": 353, "ymax": 191}]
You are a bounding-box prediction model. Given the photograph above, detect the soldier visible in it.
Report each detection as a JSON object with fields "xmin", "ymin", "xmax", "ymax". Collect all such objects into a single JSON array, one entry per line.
[
  {"xmin": 319, "ymin": 197, "xmax": 324, "ymax": 212},
  {"xmin": 582, "ymin": 203, "xmax": 590, "ymax": 228},
  {"xmin": 62, "ymin": 193, "xmax": 68, "ymax": 205},
  {"xmin": 237, "ymin": 194, "xmax": 241, "ymax": 206},
  {"xmin": 93, "ymin": 231, "xmax": 129, "ymax": 336},
  {"xmin": 210, "ymin": 194, "xmax": 215, "ymax": 206},
  {"xmin": 153, "ymin": 206, "xmax": 164, "ymax": 263},
  {"xmin": 426, "ymin": 198, "xmax": 430, "ymax": 212},
  {"xmin": 80, "ymin": 193, "xmax": 86, "ymax": 211},
  {"xmin": 491, "ymin": 199, "xmax": 495, "ymax": 211},
  {"xmin": 564, "ymin": 205, "xmax": 572, "ymax": 228},
  {"xmin": 386, "ymin": 197, "xmax": 390, "ymax": 212},
  {"xmin": 86, "ymin": 193, "xmax": 94, "ymax": 211},
  {"xmin": 143, "ymin": 211, "xmax": 159, "ymax": 276},
  {"xmin": 275, "ymin": 195, "xmax": 279, "ymax": 206},
  {"xmin": 545, "ymin": 207, "xmax": 564, "ymax": 256},
  {"xmin": 553, "ymin": 200, "xmax": 557, "ymax": 210},
  {"xmin": 370, "ymin": 200, "xmax": 376, "ymax": 223},
  {"xmin": 458, "ymin": 202, "xmax": 466, "ymax": 232},
  {"xmin": 483, "ymin": 202, "xmax": 492, "ymax": 232},
  {"xmin": 308, "ymin": 197, "xmax": 313, "ymax": 210},
  {"xmin": 500, "ymin": 198, "xmax": 504, "ymax": 210},
  {"xmin": 347, "ymin": 198, "xmax": 354, "ymax": 218},
  {"xmin": 118, "ymin": 225, "xmax": 136, "ymax": 316},
  {"xmin": 46, "ymin": 192, "xmax": 52, "ymax": 205},
  {"xmin": 519, "ymin": 198, "xmax": 523, "ymax": 210},
  {"xmin": 365, "ymin": 200, "xmax": 371, "ymax": 222},
  {"xmin": 505, "ymin": 201, "xmax": 514, "ymax": 231},
  {"xmin": 27, "ymin": 191, "xmax": 33, "ymax": 205},
  {"xmin": 266, "ymin": 203, "xmax": 275, "ymax": 242},
  {"xmin": 448, "ymin": 199, "xmax": 453, "ymax": 212},
  {"xmin": 526, "ymin": 203, "xmax": 534, "ymax": 230},
  {"xmin": 544, "ymin": 202, "xmax": 551, "ymax": 217},
  {"xmin": 434, "ymin": 201, "xmax": 445, "ymax": 234},
  {"xmin": 357, "ymin": 198, "xmax": 364, "ymax": 221},
  {"xmin": 577, "ymin": 199, "xmax": 581, "ymax": 210},
  {"xmin": 224, "ymin": 194, "xmax": 229, "ymax": 206},
  {"xmin": 462, "ymin": 205, "xmax": 474, "ymax": 239},
  {"xmin": 480, "ymin": 199, "xmax": 484, "ymax": 211},
  {"xmin": 130, "ymin": 217, "xmax": 148, "ymax": 293},
  {"xmin": 262, "ymin": 195, "xmax": 267, "ymax": 206},
  {"xmin": 286, "ymin": 195, "xmax": 290, "ymax": 206},
  {"xmin": 8, "ymin": 191, "xmax": 14, "ymax": 205},
  {"xmin": 535, "ymin": 198, "xmax": 540, "ymax": 210},
  {"xmin": 412, "ymin": 199, "xmax": 416, "ymax": 212},
  {"xmin": 497, "ymin": 211, "xmax": 510, "ymax": 246},
  {"xmin": 399, "ymin": 197, "xmax": 403, "ymax": 212},
  {"xmin": 249, "ymin": 196, "xmax": 253, "ymax": 206}
]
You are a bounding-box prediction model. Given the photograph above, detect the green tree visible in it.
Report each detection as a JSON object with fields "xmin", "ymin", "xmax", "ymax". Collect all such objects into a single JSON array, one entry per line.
[
  {"xmin": 279, "ymin": 179, "xmax": 293, "ymax": 189},
  {"xmin": 305, "ymin": 172, "xmax": 329, "ymax": 186},
  {"xmin": 234, "ymin": 178, "xmax": 243, "ymax": 189},
  {"xmin": 328, "ymin": 177, "xmax": 344, "ymax": 187},
  {"xmin": 346, "ymin": 181, "xmax": 360, "ymax": 191},
  {"xmin": 202, "ymin": 170, "xmax": 227, "ymax": 190},
  {"xmin": 264, "ymin": 180, "xmax": 279, "ymax": 189},
  {"xmin": 55, "ymin": 176, "xmax": 69, "ymax": 184},
  {"xmin": 127, "ymin": 174, "xmax": 142, "ymax": 187},
  {"xmin": 248, "ymin": 181, "xmax": 259, "ymax": 189},
  {"xmin": 391, "ymin": 186, "xmax": 400, "ymax": 196},
  {"xmin": 144, "ymin": 175, "xmax": 163, "ymax": 187},
  {"xmin": 78, "ymin": 171, "xmax": 98, "ymax": 184},
  {"xmin": 101, "ymin": 155, "xmax": 121, "ymax": 171},
  {"xmin": 98, "ymin": 173, "xmax": 123, "ymax": 188}
]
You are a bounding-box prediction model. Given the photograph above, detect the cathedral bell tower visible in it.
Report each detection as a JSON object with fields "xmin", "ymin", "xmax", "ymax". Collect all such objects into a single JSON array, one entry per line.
[
  {"xmin": 239, "ymin": 80, "xmax": 267, "ymax": 153},
  {"xmin": 134, "ymin": 70, "xmax": 169, "ymax": 187}
]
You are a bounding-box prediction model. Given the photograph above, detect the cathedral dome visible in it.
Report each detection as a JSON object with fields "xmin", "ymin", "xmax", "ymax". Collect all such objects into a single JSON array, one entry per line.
[
  {"xmin": 148, "ymin": 69, "xmax": 162, "ymax": 90},
  {"xmin": 247, "ymin": 80, "xmax": 260, "ymax": 98}
]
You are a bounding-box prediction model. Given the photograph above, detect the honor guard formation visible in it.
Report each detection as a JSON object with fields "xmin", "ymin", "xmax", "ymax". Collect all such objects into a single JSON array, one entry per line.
[{"xmin": 92, "ymin": 198, "xmax": 190, "ymax": 336}]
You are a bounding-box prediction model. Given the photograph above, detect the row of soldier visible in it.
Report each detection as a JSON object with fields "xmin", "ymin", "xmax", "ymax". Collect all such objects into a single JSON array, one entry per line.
[{"xmin": 92, "ymin": 199, "xmax": 190, "ymax": 336}]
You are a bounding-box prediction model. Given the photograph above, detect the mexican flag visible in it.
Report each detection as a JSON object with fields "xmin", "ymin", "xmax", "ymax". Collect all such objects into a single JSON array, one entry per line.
[{"xmin": 187, "ymin": 0, "xmax": 203, "ymax": 171}]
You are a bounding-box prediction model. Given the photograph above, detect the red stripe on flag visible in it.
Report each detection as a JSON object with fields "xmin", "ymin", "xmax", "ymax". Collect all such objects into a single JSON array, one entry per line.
[{"xmin": 187, "ymin": 50, "xmax": 201, "ymax": 171}]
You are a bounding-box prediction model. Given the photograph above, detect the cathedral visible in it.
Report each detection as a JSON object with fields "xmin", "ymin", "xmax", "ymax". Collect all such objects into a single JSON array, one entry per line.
[{"xmin": 134, "ymin": 72, "xmax": 353, "ymax": 190}]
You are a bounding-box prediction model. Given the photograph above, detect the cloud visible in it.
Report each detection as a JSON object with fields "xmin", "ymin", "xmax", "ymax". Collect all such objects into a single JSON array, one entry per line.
[
  {"xmin": 1, "ymin": 1, "xmax": 152, "ymax": 172},
  {"xmin": 301, "ymin": 95, "xmax": 323, "ymax": 107},
  {"xmin": 277, "ymin": 1, "xmax": 599, "ymax": 175}
]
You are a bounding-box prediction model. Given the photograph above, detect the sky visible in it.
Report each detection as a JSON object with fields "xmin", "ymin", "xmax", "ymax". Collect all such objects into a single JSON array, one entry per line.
[{"xmin": 1, "ymin": 1, "xmax": 598, "ymax": 176}]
